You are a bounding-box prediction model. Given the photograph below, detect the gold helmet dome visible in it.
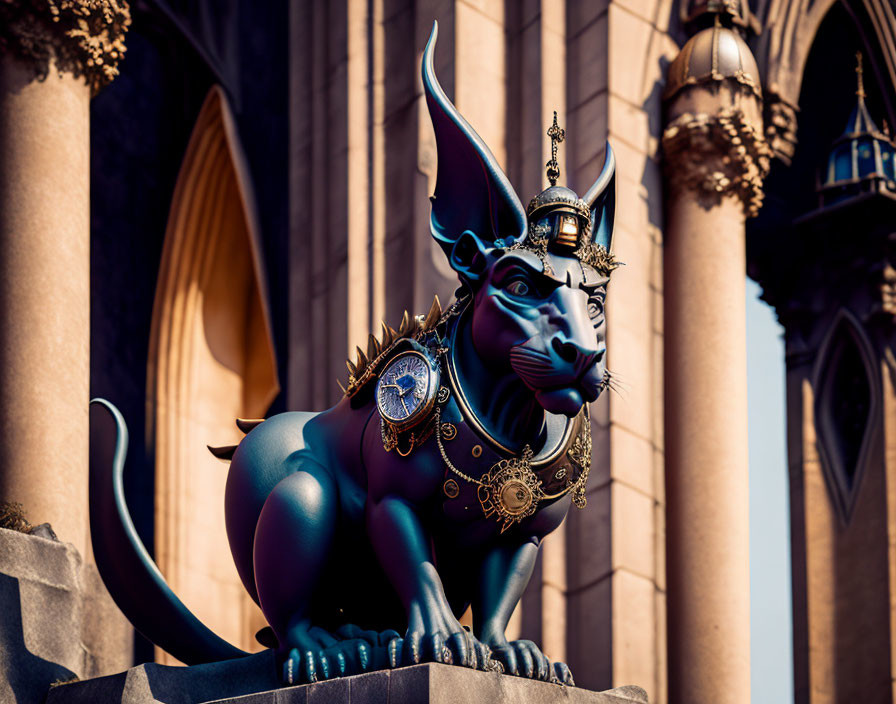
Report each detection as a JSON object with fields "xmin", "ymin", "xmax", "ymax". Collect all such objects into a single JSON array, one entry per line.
[{"xmin": 526, "ymin": 186, "xmax": 591, "ymax": 251}]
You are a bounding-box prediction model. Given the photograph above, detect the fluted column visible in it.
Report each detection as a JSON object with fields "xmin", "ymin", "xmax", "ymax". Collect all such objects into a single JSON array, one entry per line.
[
  {"xmin": 0, "ymin": 1, "xmax": 130, "ymax": 555},
  {"xmin": 662, "ymin": 23, "xmax": 770, "ymax": 704}
]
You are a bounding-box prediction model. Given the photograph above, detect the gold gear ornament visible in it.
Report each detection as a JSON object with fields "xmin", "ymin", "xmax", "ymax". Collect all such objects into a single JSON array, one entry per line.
[
  {"xmin": 476, "ymin": 446, "xmax": 545, "ymax": 532},
  {"xmin": 434, "ymin": 406, "xmax": 592, "ymax": 529}
]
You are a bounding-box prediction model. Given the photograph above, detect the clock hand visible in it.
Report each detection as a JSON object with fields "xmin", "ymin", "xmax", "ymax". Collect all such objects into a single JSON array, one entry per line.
[{"xmin": 401, "ymin": 396, "xmax": 410, "ymax": 415}]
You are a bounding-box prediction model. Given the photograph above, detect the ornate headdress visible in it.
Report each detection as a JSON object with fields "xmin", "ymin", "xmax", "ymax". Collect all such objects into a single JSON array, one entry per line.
[
  {"xmin": 422, "ymin": 22, "xmax": 618, "ymax": 278},
  {"xmin": 515, "ymin": 113, "xmax": 618, "ymax": 275}
]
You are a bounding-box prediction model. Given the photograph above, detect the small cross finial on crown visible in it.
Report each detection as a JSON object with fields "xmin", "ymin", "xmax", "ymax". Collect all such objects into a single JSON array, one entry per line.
[
  {"xmin": 545, "ymin": 111, "xmax": 565, "ymax": 186},
  {"xmin": 856, "ymin": 51, "xmax": 866, "ymax": 100}
]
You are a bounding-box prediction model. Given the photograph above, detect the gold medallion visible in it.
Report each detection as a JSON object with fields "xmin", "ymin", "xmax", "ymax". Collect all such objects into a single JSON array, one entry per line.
[
  {"xmin": 443, "ymin": 479, "xmax": 460, "ymax": 498},
  {"xmin": 476, "ymin": 446, "xmax": 544, "ymax": 532}
]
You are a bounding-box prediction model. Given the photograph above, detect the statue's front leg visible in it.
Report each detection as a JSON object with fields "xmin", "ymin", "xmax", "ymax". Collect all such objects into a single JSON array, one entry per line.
[
  {"xmin": 474, "ymin": 539, "xmax": 575, "ymax": 685},
  {"xmin": 367, "ymin": 494, "xmax": 492, "ymax": 670}
]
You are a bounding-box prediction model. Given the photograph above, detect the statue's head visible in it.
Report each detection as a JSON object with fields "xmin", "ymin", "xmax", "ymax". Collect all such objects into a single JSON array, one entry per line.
[{"xmin": 423, "ymin": 23, "xmax": 617, "ymax": 418}]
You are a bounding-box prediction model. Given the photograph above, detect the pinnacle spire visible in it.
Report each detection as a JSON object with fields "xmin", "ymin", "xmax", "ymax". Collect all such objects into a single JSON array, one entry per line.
[
  {"xmin": 545, "ymin": 111, "xmax": 565, "ymax": 186},
  {"xmin": 856, "ymin": 51, "xmax": 866, "ymax": 101}
]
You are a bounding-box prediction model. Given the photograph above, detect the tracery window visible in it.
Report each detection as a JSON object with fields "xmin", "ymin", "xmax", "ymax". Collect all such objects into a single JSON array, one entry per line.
[{"xmin": 815, "ymin": 313, "xmax": 877, "ymax": 520}]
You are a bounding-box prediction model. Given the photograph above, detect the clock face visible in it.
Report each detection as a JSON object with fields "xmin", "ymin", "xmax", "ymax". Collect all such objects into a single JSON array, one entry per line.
[{"xmin": 376, "ymin": 351, "xmax": 438, "ymax": 428}]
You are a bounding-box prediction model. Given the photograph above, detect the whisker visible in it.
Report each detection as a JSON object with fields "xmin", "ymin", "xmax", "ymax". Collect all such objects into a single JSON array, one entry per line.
[
  {"xmin": 600, "ymin": 369, "xmax": 629, "ymax": 398},
  {"xmin": 604, "ymin": 369, "xmax": 631, "ymax": 391},
  {"xmin": 604, "ymin": 368, "xmax": 627, "ymax": 383}
]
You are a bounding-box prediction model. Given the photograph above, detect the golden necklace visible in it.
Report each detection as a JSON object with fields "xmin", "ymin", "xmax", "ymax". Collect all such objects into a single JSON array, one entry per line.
[{"xmin": 434, "ymin": 405, "xmax": 591, "ymax": 532}]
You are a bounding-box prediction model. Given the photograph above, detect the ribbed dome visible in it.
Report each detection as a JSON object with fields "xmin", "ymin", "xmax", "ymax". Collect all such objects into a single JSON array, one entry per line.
[
  {"xmin": 664, "ymin": 23, "xmax": 761, "ymax": 100},
  {"xmin": 526, "ymin": 186, "xmax": 588, "ymax": 221},
  {"xmin": 820, "ymin": 53, "xmax": 896, "ymax": 205}
]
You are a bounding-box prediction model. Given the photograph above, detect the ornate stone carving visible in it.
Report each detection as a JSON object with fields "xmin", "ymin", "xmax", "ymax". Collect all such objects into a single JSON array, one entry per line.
[
  {"xmin": 0, "ymin": 0, "xmax": 131, "ymax": 94},
  {"xmin": 876, "ymin": 261, "xmax": 896, "ymax": 318},
  {"xmin": 764, "ymin": 93, "xmax": 799, "ymax": 165},
  {"xmin": 662, "ymin": 108, "xmax": 772, "ymax": 216}
]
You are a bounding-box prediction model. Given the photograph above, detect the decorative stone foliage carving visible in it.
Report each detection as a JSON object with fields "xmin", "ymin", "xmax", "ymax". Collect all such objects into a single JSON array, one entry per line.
[
  {"xmin": 879, "ymin": 263, "xmax": 896, "ymax": 317},
  {"xmin": 662, "ymin": 108, "xmax": 772, "ymax": 216},
  {"xmin": 763, "ymin": 93, "xmax": 799, "ymax": 164},
  {"xmin": 0, "ymin": 0, "xmax": 130, "ymax": 94}
]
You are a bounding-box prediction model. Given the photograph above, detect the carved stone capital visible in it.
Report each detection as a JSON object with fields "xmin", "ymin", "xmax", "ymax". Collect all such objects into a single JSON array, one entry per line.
[
  {"xmin": 0, "ymin": 0, "xmax": 131, "ymax": 94},
  {"xmin": 764, "ymin": 93, "xmax": 799, "ymax": 165},
  {"xmin": 662, "ymin": 108, "xmax": 772, "ymax": 217},
  {"xmin": 873, "ymin": 260, "xmax": 896, "ymax": 320}
]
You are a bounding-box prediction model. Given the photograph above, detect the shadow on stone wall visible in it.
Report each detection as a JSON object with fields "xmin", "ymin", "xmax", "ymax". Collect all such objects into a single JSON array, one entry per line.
[
  {"xmin": 0, "ymin": 528, "xmax": 133, "ymax": 704},
  {"xmin": 0, "ymin": 572, "xmax": 78, "ymax": 703}
]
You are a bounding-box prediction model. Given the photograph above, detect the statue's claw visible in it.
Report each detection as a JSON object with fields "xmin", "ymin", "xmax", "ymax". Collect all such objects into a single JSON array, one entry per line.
[
  {"xmin": 401, "ymin": 632, "xmax": 423, "ymax": 666},
  {"xmin": 357, "ymin": 639, "xmax": 372, "ymax": 671},
  {"xmin": 427, "ymin": 633, "xmax": 452, "ymax": 665},
  {"xmin": 445, "ymin": 631, "xmax": 476, "ymax": 669},
  {"xmin": 283, "ymin": 649, "xmax": 297, "ymax": 685},
  {"xmin": 386, "ymin": 627, "xmax": 490, "ymax": 671},
  {"xmin": 280, "ymin": 628, "xmax": 385, "ymax": 686},
  {"xmin": 473, "ymin": 639, "xmax": 493, "ymax": 672},
  {"xmin": 487, "ymin": 640, "xmax": 555, "ymax": 682},
  {"xmin": 552, "ymin": 661, "xmax": 575, "ymax": 686},
  {"xmin": 387, "ymin": 636, "xmax": 402, "ymax": 668}
]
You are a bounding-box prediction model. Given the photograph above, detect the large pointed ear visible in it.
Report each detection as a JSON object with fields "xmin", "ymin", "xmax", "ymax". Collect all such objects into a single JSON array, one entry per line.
[
  {"xmin": 422, "ymin": 22, "xmax": 527, "ymax": 264},
  {"xmin": 582, "ymin": 143, "xmax": 616, "ymax": 251}
]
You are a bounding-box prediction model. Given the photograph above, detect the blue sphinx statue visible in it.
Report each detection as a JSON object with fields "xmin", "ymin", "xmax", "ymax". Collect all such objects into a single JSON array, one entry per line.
[{"xmin": 89, "ymin": 21, "xmax": 617, "ymax": 689}]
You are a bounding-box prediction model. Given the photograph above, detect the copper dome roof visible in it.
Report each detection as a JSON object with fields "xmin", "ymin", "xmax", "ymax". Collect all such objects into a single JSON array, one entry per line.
[{"xmin": 664, "ymin": 23, "xmax": 761, "ymax": 101}]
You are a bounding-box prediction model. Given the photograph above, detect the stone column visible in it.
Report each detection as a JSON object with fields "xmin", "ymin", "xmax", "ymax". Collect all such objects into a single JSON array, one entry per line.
[
  {"xmin": 0, "ymin": 2, "xmax": 130, "ymax": 555},
  {"xmin": 661, "ymin": 23, "xmax": 770, "ymax": 704}
]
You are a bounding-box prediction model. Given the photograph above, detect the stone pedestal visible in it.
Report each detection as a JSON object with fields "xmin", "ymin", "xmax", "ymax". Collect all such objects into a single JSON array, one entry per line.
[
  {"xmin": 0, "ymin": 527, "xmax": 132, "ymax": 704},
  {"xmin": 47, "ymin": 661, "xmax": 647, "ymax": 704}
]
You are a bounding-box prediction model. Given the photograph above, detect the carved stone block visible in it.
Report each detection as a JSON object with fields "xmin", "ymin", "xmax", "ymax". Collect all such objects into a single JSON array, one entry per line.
[
  {"xmin": 47, "ymin": 662, "xmax": 648, "ymax": 704},
  {"xmin": 0, "ymin": 527, "xmax": 132, "ymax": 704}
]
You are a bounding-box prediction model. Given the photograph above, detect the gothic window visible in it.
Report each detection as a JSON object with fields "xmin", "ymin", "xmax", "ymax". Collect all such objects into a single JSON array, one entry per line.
[
  {"xmin": 815, "ymin": 313, "xmax": 877, "ymax": 521},
  {"xmin": 856, "ymin": 137, "xmax": 877, "ymax": 178}
]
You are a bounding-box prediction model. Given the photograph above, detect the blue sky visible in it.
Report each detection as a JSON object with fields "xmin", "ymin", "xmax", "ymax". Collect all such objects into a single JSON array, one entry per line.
[{"xmin": 746, "ymin": 278, "xmax": 794, "ymax": 703}]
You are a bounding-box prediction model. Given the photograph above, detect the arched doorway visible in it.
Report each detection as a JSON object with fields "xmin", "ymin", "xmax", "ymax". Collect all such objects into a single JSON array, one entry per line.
[{"xmin": 147, "ymin": 86, "xmax": 279, "ymax": 661}]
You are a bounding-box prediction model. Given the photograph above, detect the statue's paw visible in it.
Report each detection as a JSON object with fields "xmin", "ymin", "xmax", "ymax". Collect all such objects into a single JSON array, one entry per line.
[
  {"xmin": 281, "ymin": 638, "xmax": 376, "ymax": 685},
  {"xmin": 551, "ymin": 661, "xmax": 575, "ymax": 687},
  {"xmin": 386, "ymin": 632, "xmax": 447, "ymax": 668},
  {"xmin": 387, "ymin": 629, "xmax": 490, "ymax": 671},
  {"xmin": 488, "ymin": 640, "xmax": 552, "ymax": 682}
]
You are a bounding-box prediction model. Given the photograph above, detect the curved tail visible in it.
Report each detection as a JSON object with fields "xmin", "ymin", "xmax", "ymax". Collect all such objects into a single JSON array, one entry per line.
[{"xmin": 89, "ymin": 398, "xmax": 250, "ymax": 664}]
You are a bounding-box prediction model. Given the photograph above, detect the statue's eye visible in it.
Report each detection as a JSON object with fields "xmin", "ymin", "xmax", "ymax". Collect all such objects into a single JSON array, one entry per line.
[
  {"xmin": 505, "ymin": 279, "xmax": 531, "ymax": 297},
  {"xmin": 587, "ymin": 298, "xmax": 604, "ymax": 319}
]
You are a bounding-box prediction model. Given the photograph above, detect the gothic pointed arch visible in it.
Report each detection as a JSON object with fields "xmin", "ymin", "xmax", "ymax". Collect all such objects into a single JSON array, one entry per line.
[
  {"xmin": 146, "ymin": 85, "xmax": 279, "ymax": 660},
  {"xmin": 812, "ymin": 310, "xmax": 879, "ymax": 522},
  {"xmin": 758, "ymin": 0, "xmax": 896, "ymax": 113}
]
